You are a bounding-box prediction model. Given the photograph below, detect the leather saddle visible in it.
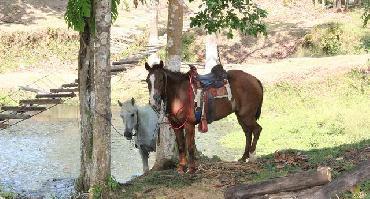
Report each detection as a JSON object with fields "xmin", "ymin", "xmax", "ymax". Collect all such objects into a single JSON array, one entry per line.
[
  {"xmin": 197, "ymin": 65, "xmax": 228, "ymax": 88},
  {"xmin": 189, "ymin": 64, "xmax": 231, "ymax": 133}
]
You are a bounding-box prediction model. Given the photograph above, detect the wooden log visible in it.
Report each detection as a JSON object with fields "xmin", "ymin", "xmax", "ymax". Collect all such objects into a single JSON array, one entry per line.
[
  {"xmin": 0, "ymin": 113, "xmax": 31, "ymax": 120},
  {"xmin": 35, "ymin": 93, "xmax": 76, "ymax": 98},
  {"xmin": 19, "ymin": 98, "xmax": 63, "ymax": 105},
  {"xmin": 224, "ymin": 167, "xmax": 332, "ymax": 199},
  {"xmin": 50, "ymin": 88, "xmax": 79, "ymax": 93},
  {"xmin": 112, "ymin": 59, "xmax": 140, "ymax": 65},
  {"xmin": 301, "ymin": 159, "xmax": 370, "ymax": 199},
  {"xmin": 110, "ymin": 65, "xmax": 127, "ymax": 73},
  {"xmin": 61, "ymin": 83, "xmax": 79, "ymax": 88},
  {"xmin": 1, "ymin": 106, "xmax": 47, "ymax": 112}
]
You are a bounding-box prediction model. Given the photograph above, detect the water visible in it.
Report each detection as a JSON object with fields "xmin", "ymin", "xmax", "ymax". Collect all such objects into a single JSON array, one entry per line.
[{"xmin": 0, "ymin": 105, "xmax": 241, "ymax": 197}]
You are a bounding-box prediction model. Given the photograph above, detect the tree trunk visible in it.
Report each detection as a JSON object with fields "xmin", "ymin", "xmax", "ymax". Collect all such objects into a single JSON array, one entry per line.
[
  {"xmin": 147, "ymin": 0, "xmax": 160, "ymax": 65},
  {"xmin": 224, "ymin": 167, "xmax": 332, "ymax": 199},
  {"xmin": 76, "ymin": 23, "xmax": 94, "ymax": 194},
  {"xmin": 205, "ymin": 33, "xmax": 220, "ymax": 73},
  {"xmin": 336, "ymin": 0, "xmax": 342, "ymax": 9},
  {"xmin": 152, "ymin": 0, "xmax": 183, "ymax": 170},
  {"xmin": 90, "ymin": 0, "xmax": 112, "ymax": 198}
]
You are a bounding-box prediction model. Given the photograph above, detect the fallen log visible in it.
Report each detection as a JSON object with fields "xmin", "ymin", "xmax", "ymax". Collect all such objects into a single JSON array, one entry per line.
[
  {"xmin": 224, "ymin": 167, "xmax": 331, "ymax": 199},
  {"xmin": 301, "ymin": 159, "xmax": 370, "ymax": 199}
]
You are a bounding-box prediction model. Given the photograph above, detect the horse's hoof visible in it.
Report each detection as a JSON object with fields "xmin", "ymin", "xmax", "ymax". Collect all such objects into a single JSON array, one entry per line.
[
  {"xmin": 249, "ymin": 151, "xmax": 257, "ymax": 162},
  {"xmin": 187, "ymin": 167, "xmax": 197, "ymax": 174},
  {"xmin": 177, "ymin": 167, "xmax": 185, "ymax": 175}
]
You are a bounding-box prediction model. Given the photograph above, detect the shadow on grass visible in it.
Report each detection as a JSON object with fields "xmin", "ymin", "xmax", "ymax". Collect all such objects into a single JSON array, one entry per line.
[{"xmin": 117, "ymin": 139, "xmax": 370, "ymax": 198}]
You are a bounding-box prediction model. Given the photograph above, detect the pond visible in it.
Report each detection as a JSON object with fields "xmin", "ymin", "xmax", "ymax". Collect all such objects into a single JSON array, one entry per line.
[{"xmin": 0, "ymin": 105, "xmax": 242, "ymax": 197}]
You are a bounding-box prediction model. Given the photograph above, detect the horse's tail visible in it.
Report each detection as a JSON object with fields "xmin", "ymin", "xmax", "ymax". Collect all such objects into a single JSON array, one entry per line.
[{"xmin": 255, "ymin": 79, "xmax": 263, "ymax": 120}]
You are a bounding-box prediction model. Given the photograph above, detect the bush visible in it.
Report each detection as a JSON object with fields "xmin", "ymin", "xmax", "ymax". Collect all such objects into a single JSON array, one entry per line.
[{"xmin": 299, "ymin": 20, "xmax": 369, "ymax": 57}]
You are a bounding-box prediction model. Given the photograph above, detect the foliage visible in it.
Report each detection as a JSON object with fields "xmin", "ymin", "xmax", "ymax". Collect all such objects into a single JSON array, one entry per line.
[
  {"xmin": 181, "ymin": 32, "xmax": 202, "ymax": 62},
  {"xmin": 64, "ymin": 0, "xmax": 120, "ymax": 32},
  {"xmin": 190, "ymin": 0, "xmax": 267, "ymax": 38},
  {"xmin": 362, "ymin": 0, "xmax": 370, "ymax": 27},
  {"xmin": 107, "ymin": 175, "xmax": 120, "ymax": 191},
  {"xmin": 89, "ymin": 185, "xmax": 102, "ymax": 199},
  {"xmin": 298, "ymin": 20, "xmax": 369, "ymax": 57},
  {"xmin": 0, "ymin": 186, "xmax": 17, "ymax": 199}
]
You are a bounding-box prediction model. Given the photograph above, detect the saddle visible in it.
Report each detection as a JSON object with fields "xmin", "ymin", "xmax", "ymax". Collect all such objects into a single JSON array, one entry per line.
[{"xmin": 189, "ymin": 65, "xmax": 232, "ymax": 133}]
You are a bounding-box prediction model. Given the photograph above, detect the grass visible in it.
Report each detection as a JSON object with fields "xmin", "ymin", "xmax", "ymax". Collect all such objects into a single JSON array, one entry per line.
[
  {"xmin": 119, "ymin": 170, "xmax": 196, "ymax": 198},
  {"xmin": 0, "ymin": 28, "xmax": 79, "ymax": 73},
  {"xmin": 295, "ymin": 10, "xmax": 370, "ymax": 57},
  {"xmin": 0, "ymin": 186, "xmax": 17, "ymax": 199},
  {"xmin": 220, "ymin": 68, "xmax": 369, "ymax": 155}
]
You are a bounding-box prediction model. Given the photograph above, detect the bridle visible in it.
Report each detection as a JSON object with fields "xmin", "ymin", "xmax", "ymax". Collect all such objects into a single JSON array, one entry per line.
[{"xmin": 150, "ymin": 69, "xmax": 194, "ymax": 130}]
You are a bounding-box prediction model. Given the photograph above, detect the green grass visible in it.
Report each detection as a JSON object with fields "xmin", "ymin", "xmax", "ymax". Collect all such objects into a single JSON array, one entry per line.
[
  {"xmin": 220, "ymin": 68, "xmax": 369, "ymax": 155},
  {"xmin": 296, "ymin": 10, "xmax": 370, "ymax": 57},
  {"xmin": 120, "ymin": 170, "xmax": 196, "ymax": 198},
  {"xmin": 0, "ymin": 28, "xmax": 79, "ymax": 72}
]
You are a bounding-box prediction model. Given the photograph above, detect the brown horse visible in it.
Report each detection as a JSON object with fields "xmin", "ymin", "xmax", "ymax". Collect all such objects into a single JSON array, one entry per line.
[{"xmin": 145, "ymin": 61, "xmax": 263, "ymax": 174}]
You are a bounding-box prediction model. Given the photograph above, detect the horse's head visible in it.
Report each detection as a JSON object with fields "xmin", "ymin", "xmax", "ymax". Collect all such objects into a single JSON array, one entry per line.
[
  {"xmin": 145, "ymin": 60, "xmax": 166, "ymax": 111},
  {"xmin": 118, "ymin": 98, "xmax": 138, "ymax": 140}
]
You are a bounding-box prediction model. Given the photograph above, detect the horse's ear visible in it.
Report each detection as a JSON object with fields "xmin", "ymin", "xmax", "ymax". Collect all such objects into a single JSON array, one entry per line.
[
  {"xmin": 118, "ymin": 100, "xmax": 123, "ymax": 107},
  {"xmin": 131, "ymin": 98, "xmax": 135, "ymax": 105},
  {"xmin": 145, "ymin": 62, "xmax": 151, "ymax": 70},
  {"xmin": 159, "ymin": 60, "xmax": 164, "ymax": 68}
]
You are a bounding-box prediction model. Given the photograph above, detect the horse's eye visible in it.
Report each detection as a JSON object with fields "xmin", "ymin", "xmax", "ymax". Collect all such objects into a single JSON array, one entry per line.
[{"xmin": 131, "ymin": 113, "xmax": 135, "ymax": 117}]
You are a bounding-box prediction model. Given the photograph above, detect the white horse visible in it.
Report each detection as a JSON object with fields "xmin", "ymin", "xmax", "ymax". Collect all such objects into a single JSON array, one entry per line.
[{"xmin": 118, "ymin": 98, "xmax": 158, "ymax": 172}]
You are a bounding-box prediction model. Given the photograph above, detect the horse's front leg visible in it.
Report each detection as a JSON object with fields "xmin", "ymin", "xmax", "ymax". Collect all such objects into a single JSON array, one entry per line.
[
  {"xmin": 139, "ymin": 148, "xmax": 149, "ymax": 173},
  {"xmin": 174, "ymin": 128, "xmax": 186, "ymax": 174},
  {"xmin": 185, "ymin": 124, "xmax": 196, "ymax": 174}
]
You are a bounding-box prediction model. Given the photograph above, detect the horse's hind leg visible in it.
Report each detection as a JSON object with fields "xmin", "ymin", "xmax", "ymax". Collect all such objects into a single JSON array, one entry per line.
[
  {"xmin": 250, "ymin": 123, "xmax": 262, "ymax": 162},
  {"xmin": 237, "ymin": 116, "xmax": 253, "ymax": 162},
  {"xmin": 175, "ymin": 129, "xmax": 186, "ymax": 174}
]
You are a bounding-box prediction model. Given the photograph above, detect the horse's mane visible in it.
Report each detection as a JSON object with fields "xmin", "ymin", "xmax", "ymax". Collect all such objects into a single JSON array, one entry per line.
[{"xmin": 152, "ymin": 63, "xmax": 189, "ymax": 82}]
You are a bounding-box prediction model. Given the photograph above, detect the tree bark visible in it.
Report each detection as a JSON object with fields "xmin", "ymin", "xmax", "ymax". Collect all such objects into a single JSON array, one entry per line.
[
  {"xmin": 224, "ymin": 167, "xmax": 332, "ymax": 199},
  {"xmin": 152, "ymin": 0, "xmax": 183, "ymax": 170},
  {"xmin": 90, "ymin": 0, "xmax": 112, "ymax": 198},
  {"xmin": 147, "ymin": 0, "xmax": 160, "ymax": 65},
  {"xmin": 76, "ymin": 23, "xmax": 94, "ymax": 194}
]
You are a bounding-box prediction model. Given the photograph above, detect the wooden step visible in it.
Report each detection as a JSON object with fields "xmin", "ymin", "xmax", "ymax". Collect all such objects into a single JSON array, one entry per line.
[
  {"xmin": 75, "ymin": 79, "xmax": 79, "ymax": 83},
  {"xmin": 50, "ymin": 88, "xmax": 79, "ymax": 93},
  {"xmin": 61, "ymin": 83, "xmax": 79, "ymax": 88},
  {"xmin": 111, "ymin": 65, "xmax": 127, "ymax": 73},
  {"xmin": 0, "ymin": 123, "xmax": 9, "ymax": 129},
  {"xmin": 0, "ymin": 113, "xmax": 31, "ymax": 120},
  {"xmin": 20, "ymin": 99, "xmax": 63, "ymax": 105},
  {"xmin": 1, "ymin": 106, "xmax": 47, "ymax": 112},
  {"xmin": 36, "ymin": 93, "xmax": 76, "ymax": 98}
]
